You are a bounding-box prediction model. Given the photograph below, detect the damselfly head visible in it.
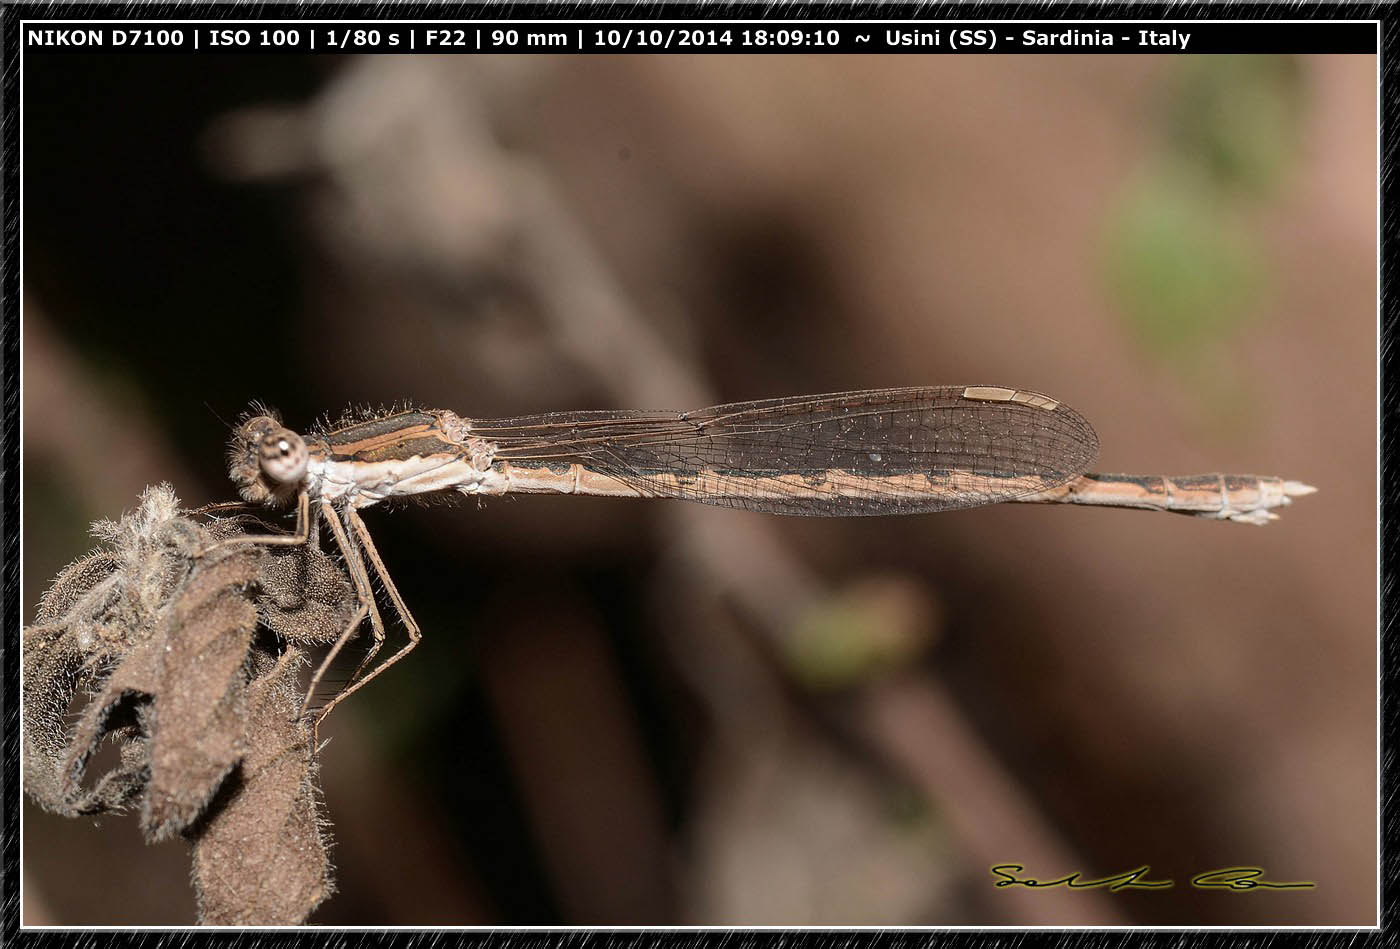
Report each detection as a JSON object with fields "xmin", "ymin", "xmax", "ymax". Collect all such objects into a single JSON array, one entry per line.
[{"xmin": 228, "ymin": 414, "xmax": 309, "ymax": 506}]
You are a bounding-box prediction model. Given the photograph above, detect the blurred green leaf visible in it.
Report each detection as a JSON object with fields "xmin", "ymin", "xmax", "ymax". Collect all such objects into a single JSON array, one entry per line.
[
  {"xmin": 785, "ymin": 576, "xmax": 938, "ymax": 692},
  {"xmin": 1104, "ymin": 168, "xmax": 1259, "ymax": 358},
  {"xmin": 1103, "ymin": 56, "xmax": 1304, "ymax": 366},
  {"xmin": 1168, "ymin": 56, "xmax": 1304, "ymax": 195}
]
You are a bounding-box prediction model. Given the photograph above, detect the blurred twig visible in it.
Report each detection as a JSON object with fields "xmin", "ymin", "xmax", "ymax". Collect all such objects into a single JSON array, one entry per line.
[{"xmin": 22, "ymin": 303, "xmax": 196, "ymax": 518}]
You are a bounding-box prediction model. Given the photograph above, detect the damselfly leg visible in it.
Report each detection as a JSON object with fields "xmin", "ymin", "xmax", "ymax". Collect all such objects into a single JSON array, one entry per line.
[
  {"xmin": 301, "ymin": 500, "xmax": 422, "ymax": 727},
  {"xmin": 310, "ymin": 507, "xmax": 423, "ymax": 724},
  {"xmin": 194, "ymin": 491, "xmax": 412, "ymax": 729}
]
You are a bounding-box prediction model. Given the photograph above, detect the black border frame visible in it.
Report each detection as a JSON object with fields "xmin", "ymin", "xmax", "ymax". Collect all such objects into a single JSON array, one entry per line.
[{"xmin": 1, "ymin": 3, "xmax": 1391, "ymax": 944}]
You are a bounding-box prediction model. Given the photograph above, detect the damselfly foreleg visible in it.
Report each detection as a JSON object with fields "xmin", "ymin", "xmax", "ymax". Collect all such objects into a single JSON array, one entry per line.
[
  {"xmin": 301, "ymin": 497, "xmax": 388, "ymax": 720},
  {"xmin": 310, "ymin": 512, "xmax": 425, "ymax": 727},
  {"xmin": 194, "ymin": 490, "xmax": 313, "ymax": 555},
  {"xmin": 310, "ymin": 507, "xmax": 423, "ymax": 726}
]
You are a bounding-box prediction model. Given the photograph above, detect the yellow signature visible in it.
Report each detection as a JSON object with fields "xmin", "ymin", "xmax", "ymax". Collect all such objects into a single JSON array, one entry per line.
[{"xmin": 990, "ymin": 864, "xmax": 1315, "ymax": 892}]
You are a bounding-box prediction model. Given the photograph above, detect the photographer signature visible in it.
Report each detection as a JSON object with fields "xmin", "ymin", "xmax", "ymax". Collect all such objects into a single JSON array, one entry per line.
[{"xmin": 991, "ymin": 864, "xmax": 1315, "ymax": 892}]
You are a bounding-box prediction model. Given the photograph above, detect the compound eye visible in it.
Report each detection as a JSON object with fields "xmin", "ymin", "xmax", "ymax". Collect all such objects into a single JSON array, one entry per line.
[{"xmin": 259, "ymin": 429, "xmax": 308, "ymax": 485}]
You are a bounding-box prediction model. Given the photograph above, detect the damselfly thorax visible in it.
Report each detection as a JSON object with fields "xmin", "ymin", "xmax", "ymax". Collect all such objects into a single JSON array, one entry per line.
[{"xmin": 220, "ymin": 386, "xmax": 1315, "ymax": 726}]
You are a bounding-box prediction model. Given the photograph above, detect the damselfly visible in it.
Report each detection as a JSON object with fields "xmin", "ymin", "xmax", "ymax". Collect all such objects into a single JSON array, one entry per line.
[{"xmin": 218, "ymin": 386, "xmax": 1315, "ymax": 723}]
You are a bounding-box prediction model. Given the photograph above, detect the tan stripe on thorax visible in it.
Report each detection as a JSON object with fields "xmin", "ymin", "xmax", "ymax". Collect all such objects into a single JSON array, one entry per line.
[{"xmin": 329, "ymin": 422, "xmax": 445, "ymax": 459}]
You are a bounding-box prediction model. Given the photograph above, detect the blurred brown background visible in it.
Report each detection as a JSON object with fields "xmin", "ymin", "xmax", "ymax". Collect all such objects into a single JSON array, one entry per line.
[{"xmin": 21, "ymin": 52, "xmax": 1375, "ymax": 925}]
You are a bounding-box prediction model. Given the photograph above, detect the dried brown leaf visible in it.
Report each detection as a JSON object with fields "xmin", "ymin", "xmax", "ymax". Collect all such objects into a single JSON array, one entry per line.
[
  {"xmin": 190, "ymin": 650, "xmax": 332, "ymax": 925},
  {"xmin": 142, "ymin": 551, "xmax": 262, "ymax": 841},
  {"xmin": 23, "ymin": 484, "xmax": 354, "ymax": 924},
  {"xmin": 256, "ymin": 541, "xmax": 356, "ymax": 646}
]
